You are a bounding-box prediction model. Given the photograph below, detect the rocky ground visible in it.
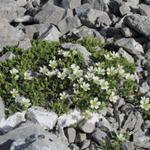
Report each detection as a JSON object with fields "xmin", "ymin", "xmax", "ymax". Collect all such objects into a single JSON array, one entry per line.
[{"xmin": 1, "ymin": 0, "xmax": 150, "ymax": 150}]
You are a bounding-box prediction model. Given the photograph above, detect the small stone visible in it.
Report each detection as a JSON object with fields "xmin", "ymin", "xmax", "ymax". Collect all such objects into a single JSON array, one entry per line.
[
  {"xmin": 119, "ymin": 3, "xmax": 131, "ymax": 16},
  {"xmin": 70, "ymin": 144, "xmax": 79, "ymax": 150},
  {"xmin": 121, "ymin": 141, "xmax": 134, "ymax": 150},
  {"xmin": 0, "ymin": 52, "xmax": 15, "ymax": 62},
  {"xmin": 0, "ymin": 97, "xmax": 5, "ymax": 122},
  {"xmin": 79, "ymin": 120, "xmax": 95, "ymax": 133},
  {"xmin": 115, "ymin": 38, "xmax": 144, "ymax": 55},
  {"xmin": 43, "ymin": 25, "xmax": 61, "ymax": 42},
  {"xmin": 140, "ymin": 82, "xmax": 149, "ymax": 94},
  {"xmin": 18, "ymin": 38, "xmax": 32, "ymax": 50},
  {"xmin": 14, "ymin": 15, "xmax": 34, "ymax": 23},
  {"xmin": 75, "ymin": 133, "xmax": 87, "ymax": 142},
  {"xmin": 66, "ymin": 128, "xmax": 76, "ymax": 143},
  {"xmin": 0, "ymin": 112, "xmax": 26, "ymax": 133},
  {"xmin": 80, "ymin": 140, "xmax": 91, "ymax": 150},
  {"xmin": 26, "ymin": 107, "xmax": 58, "ymax": 130},
  {"xmin": 91, "ymin": 128, "xmax": 108, "ymax": 145}
]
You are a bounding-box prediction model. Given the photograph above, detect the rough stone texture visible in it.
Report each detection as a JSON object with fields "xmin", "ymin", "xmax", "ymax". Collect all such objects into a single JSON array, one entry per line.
[
  {"xmin": 0, "ymin": 52, "xmax": 15, "ymax": 63},
  {"xmin": 0, "ymin": 97, "xmax": 5, "ymax": 122},
  {"xmin": 0, "ymin": 19, "xmax": 24, "ymax": 51},
  {"xmin": 58, "ymin": 0, "xmax": 81, "ymax": 9},
  {"xmin": 26, "ymin": 107, "xmax": 58, "ymax": 130},
  {"xmin": 115, "ymin": 38, "xmax": 144, "ymax": 55},
  {"xmin": 18, "ymin": 38, "xmax": 32, "ymax": 50},
  {"xmin": 66, "ymin": 128, "xmax": 76, "ymax": 143},
  {"xmin": 76, "ymin": 8, "xmax": 111, "ymax": 28},
  {"xmin": 58, "ymin": 16, "xmax": 81, "ymax": 34},
  {"xmin": 0, "ymin": 112, "xmax": 26, "ymax": 134},
  {"xmin": 121, "ymin": 141, "xmax": 134, "ymax": 150},
  {"xmin": 139, "ymin": 4, "xmax": 150, "ymax": 16},
  {"xmin": 124, "ymin": 14, "xmax": 150, "ymax": 37},
  {"xmin": 34, "ymin": 3, "xmax": 66, "ymax": 25}
]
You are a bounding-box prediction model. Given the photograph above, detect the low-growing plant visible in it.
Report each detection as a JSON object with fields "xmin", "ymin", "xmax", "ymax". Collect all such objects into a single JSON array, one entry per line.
[{"xmin": 0, "ymin": 37, "xmax": 149, "ymax": 118}]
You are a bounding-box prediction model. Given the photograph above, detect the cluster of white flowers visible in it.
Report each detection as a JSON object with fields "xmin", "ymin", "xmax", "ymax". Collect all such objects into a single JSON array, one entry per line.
[
  {"xmin": 90, "ymin": 97, "xmax": 101, "ymax": 110},
  {"xmin": 124, "ymin": 73, "xmax": 135, "ymax": 81},
  {"xmin": 109, "ymin": 91, "xmax": 119, "ymax": 103},
  {"xmin": 140, "ymin": 97, "xmax": 150, "ymax": 111},
  {"xmin": 107, "ymin": 66, "xmax": 117, "ymax": 76},
  {"xmin": 71, "ymin": 64, "xmax": 83, "ymax": 78},
  {"xmin": 10, "ymin": 68, "xmax": 19, "ymax": 80},
  {"xmin": 10, "ymin": 88, "xmax": 31, "ymax": 107},
  {"xmin": 49, "ymin": 60, "xmax": 57, "ymax": 69},
  {"xmin": 24, "ymin": 70, "xmax": 33, "ymax": 81}
]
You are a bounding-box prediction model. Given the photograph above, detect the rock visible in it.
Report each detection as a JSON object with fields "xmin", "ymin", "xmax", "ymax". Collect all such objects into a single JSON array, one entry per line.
[
  {"xmin": 75, "ymin": 133, "xmax": 87, "ymax": 142},
  {"xmin": 62, "ymin": 26, "xmax": 105, "ymax": 42},
  {"xmin": 125, "ymin": 0, "xmax": 139, "ymax": 6},
  {"xmin": 0, "ymin": 19, "xmax": 24, "ymax": 51},
  {"xmin": 42, "ymin": 25, "xmax": 61, "ymax": 42},
  {"xmin": 58, "ymin": 109, "xmax": 82, "ymax": 128},
  {"xmin": 118, "ymin": 48, "xmax": 134, "ymax": 63},
  {"xmin": 91, "ymin": 128, "xmax": 108, "ymax": 145},
  {"xmin": 18, "ymin": 38, "xmax": 32, "ymax": 50},
  {"xmin": 139, "ymin": 4, "xmax": 150, "ymax": 16},
  {"xmin": 34, "ymin": 3, "xmax": 65, "ymax": 25},
  {"xmin": 0, "ymin": 122, "xmax": 70, "ymax": 150},
  {"xmin": 119, "ymin": 3, "xmax": 131, "ymax": 16},
  {"xmin": 15, "ymin": 0, "xmax": 27, "ymax": 7},
  {"xmin": 58, "ymin": 0, "xmax": 81, "ymax": 9},
  {"xmin": 13, "ymin": 15, "xmax": 34, "ymax": 23},
  {"xmin": 121, "ymin": 26, "xmax": 138, "ymax": 37},
  {"xmin": 61, "ymin": 43, "xmax": 91, "ymax": 65},
  {"xmin": 122, "ymin": 112, "xmax": 137, "ymax": 132},
  {"xmin": 96, "ymin": 116, "xmax": 113, "ymax": 131},
  {"xmin": 79, "ymin": 120, "xmax": 95, "ymax": 133},
  {"xmin": 0, "ymin": 97, "xmax": 5, "ymax": 122},
  {"xmin": 82, "ymin": 0, "xmax": 109, "ymax": 11},
  {"xmin": 69, "ymin": 144, "xmax": 79, "ymax": 150},
  {"xmin": 115, "ymin": 38, "xmax": 144, "ymax": 55},
  {"xmin": 58, "ymin": 16, "xmax": 81, "ymax": 34},
  {"xmin": 108, "ymin": 0, "xmax": 123, "ymax": 15},
  {"xmin": 140, "ymin": 82, "xmax": 149, "ymax": 94},
  {"xmin": 80, "ymin": 140, "xmax": 91, "ymax": 150},
  {"xmin": 11, "ymin": 136, "xmax": 70, "ymax": 150},
  {"xmin": 124, "ymin": 14, "xmax": 150, "ymax": 37},
  {"xmin": 134, "ymin": 111, "xmax": 143, "ymax": 130},
  {"xmin": 134, "ymin": 136, "xmax": 150, "ymax": 149},
  {"xmin": 0, "ymin": 112, "xmax": 26, "ymax": 134},
  {"xmin": 144, "ymin": 0, "xmax": 150, "ymax": 5},
  {"xmin": 121, "ymin": 141, "xmax": 134, "ymax": 150},
  {"xmin": 26, "ymin": 107, "xmax": 58, "ymax": 130},
  {"xmin": 76, "ymin": 7, "xmax": 111, "ymax": 28},
  {"xmin": 0, "ymin": 52, "xmax": 15, "ymax": 62},
  {"xmin": 0, "ymin": 2, "xmax": 26, "ymax": 22},
  {"xmin": 66, "ymin": 128, "xmax": 76, "ymax": 143}
]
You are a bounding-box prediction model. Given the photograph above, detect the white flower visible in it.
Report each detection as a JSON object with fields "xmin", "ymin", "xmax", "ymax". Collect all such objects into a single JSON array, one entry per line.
[
  {"xmin": 14, "ymin": 75, "xmax": 19, "ymax": 80},
  {"xmin": 107, "ymin": 67, "xmax": 117, "ymax": 76},
  {"xmin": 109, "ymin": 91, "xmax": 119, "ymax": 103},
  {"xmin": 100, "ymin": 79, "xmax": 109, "ymax": 90},
  {"xmin": 46, "ymin": 70, "xmax": 57, "ymax": 77},
  {"xmin": 85, "ymin": 72, "xmax": 94, "ymax": 81},
  {"xmin": 90, "ymin": 97, "xmax": 101, "ymax": 110},
  {"xmin": 140, "ymin": 97, "xmax": 150, "ymax": 111},
  {"xmin": 95, "ymin": 67, "xmax": 105, "ymax": 75},
  {"xmin": 80, "ymin": 82, "xmax": 90, "ymax": 91},
  {"xmin": 60, "ymin": 92, "xmax": 69, "ymax": 100},
  {"xmin": 77, "ymin": 78, "xmax": 84, "ymax": 84},
  {"xmin": 10, "ymin": 88, "xmax": 19, "ymax": 98},
  {"xmin": 49, "ymin": 60, "xmax": 57, "ymax": 69},
  {"xmin": 117, "ymin": 133, "xmax": 126, "ymax": 142},
  {"xmin": 82, "ymin": 110, "xmax": 90, "ymax": 120},
  {"xmin": 93, "ymin": 76, "xmax": 100, "ymax": 85},
  {"xmin": 15, "ymin": 96, "xmax": 31, "ymax": 107},
  {"xmin": 24, "ymin": 70, "xmax": 33, "ymax": 80},
  {"xmin": 71, "ymin": 64, "xmax": 83, "ymax": 78},
  {"xmin": 10, "ymin": 68, "xmax": 18, "ymax": 75},
  {"xmin": 39, "ymin": 66, "xmax": 48, "ymax": 75},
  {"xmin": 117, "ymin": 65, "xmax": 125, "ymax": 76},
  {"xmin": 63, "ymin": 51, "xmax": 71, "ymax": 57},
  {"xmin": 58, "ymin": 71, "xmax": 67, "ymax": 80},
  {"xmin": 88, "ymin": 66, "xmax": 95, "ymax": 73},
  {"xmin": 104, "ymin": 53, "xmax": 112, "ymax": 60},
  {"xmin": 125, "ymin": 73, "xmax": 135, "ymax": 81},
  {"xmin": 111, "ymin": 51, "xmax": 119, "ymax": 58}
]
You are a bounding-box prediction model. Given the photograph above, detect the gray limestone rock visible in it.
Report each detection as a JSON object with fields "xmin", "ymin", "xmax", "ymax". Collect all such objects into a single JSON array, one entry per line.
[
  {"xmin": 115, "ymin": 38, "xmax": 144, "ymax": 55},
  {"xmin": 124, "ymin": 14, "xmax": 150, "ymax": 37},
  {"xmin": 0, "ymin": 97, "xmax": 5, "ymax": 122}
]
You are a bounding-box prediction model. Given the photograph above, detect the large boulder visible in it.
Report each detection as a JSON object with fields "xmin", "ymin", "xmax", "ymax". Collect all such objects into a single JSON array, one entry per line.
[
  {"xmin": 76, "ymin": 7, "xmax": 111, "ymax": 28},
  {"xmin": 34, "ymin": 3, "xmax": 66, "ymax": 25},
  {"xmin": 124, "ymin": 14, "xmax": 150, "ymax": 37}
]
